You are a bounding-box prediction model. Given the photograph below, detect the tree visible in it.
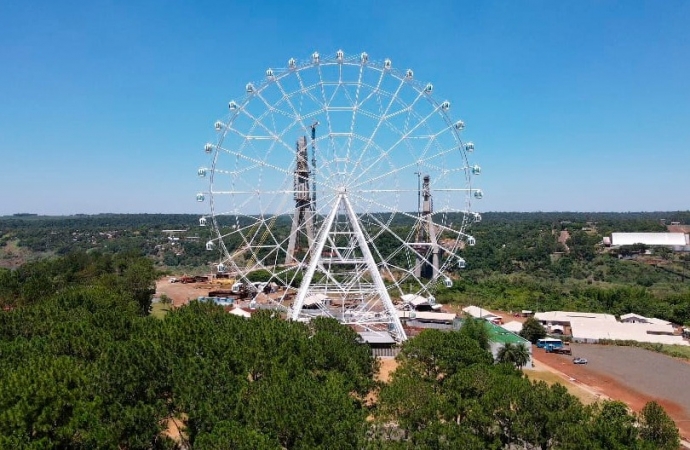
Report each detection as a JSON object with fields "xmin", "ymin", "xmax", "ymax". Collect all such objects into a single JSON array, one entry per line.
[
  {"xmin": 496, "ymin": 342, "xmax": 530, "ymax": 370},
  {"xmin": 589, "ymin": 401, "xmax": 639, "ymax": 449},
  {"xmin": 457, "ymin": 317, "xmax": 490, "ymax": 350},
  {"xmin": 519, "ymin": 317, "xmax": 547, "ymax": 343},
  {"xmin": 638, "ymin": 401, "xmax": 680, "ymax": 450}
]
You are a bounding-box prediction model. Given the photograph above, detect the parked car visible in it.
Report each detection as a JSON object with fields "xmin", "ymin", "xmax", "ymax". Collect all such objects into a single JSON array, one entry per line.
[{"xmin": 573, "ymin": 357, "xmax": 588, "ymax": 365}]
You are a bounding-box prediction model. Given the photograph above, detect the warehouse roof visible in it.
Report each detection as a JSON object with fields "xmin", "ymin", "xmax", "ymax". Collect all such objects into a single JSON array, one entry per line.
[
  {"xmin": 401, "ymin": 293, "xmax": 428, "ymax": 306},
  {"xmin": 570, "ymin": 319, "xmax": 687, "ymax": 346},
  {"xmin": 501, "ymin": 321, "xmax": 524, "ymax": 333},
  {"xmin": 358, "ymin": 331, "xmax": 396, "ymax": 345},
  {"xmin": 463, "ymin": 305, "xmax": 501, "ymax": 321},
  {"xmin": 620, "ymin": 313, "xmax": 672, "ymax": 326},
  {"xmin": 485, "ymin": 321, "xmax": 530, "ymax": 345},
  {"xmin": 398, "ymin": 310, "xmax": 456, "ymax": 323},
  {"xmin": 611, "ymin": 232, "xmax": 687, "ymax": 247},
  {"xmin": 535, "ymin": 311, "xmax": 617, "ymax": 323}
]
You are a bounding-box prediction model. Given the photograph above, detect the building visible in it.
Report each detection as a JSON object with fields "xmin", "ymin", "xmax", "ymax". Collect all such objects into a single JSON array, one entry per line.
[
  {"xmin": 462, "ymin": 305, "xmax": 503, "ymax": 324},
  {"xmin": 400, "ymin": 294, "xmax": 442, "ymax": 311},
  {"xmin": 619, "ymin": 313, "xmax": 671, "ymax": 326},
  {"xmin": 398, "ymin": 310, "xmax": 456, "ymax": 324},
  {"xmin": 535, "ymin": 310, "xmax": 688, "ymax": 346},
  {"xmin": 501, "ymin": 321, "xmax": 524, "ymax": 334},
  {"xmin": 609, "ymin": 232, "xmax": 688, "ymax": 247},
  {"xmin": 453, "ymin": 318, "xmax": 533, "ymax": 367},
  {"xmin": 535, "ymin": 311, "xmax": 616, "ymax": 335},
  {"xmin": 229, "ymin": 306, "xmax": 254, "ymax": 318}
]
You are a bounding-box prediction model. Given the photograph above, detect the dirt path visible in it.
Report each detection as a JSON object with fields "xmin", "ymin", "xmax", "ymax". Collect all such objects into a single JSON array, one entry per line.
[{"xmin": 155, "ymin": 278, "xmax": 216, "ymax": 307}]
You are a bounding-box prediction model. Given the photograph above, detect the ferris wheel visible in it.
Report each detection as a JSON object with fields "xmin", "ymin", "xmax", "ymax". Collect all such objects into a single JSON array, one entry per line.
[{"xmin": 197, "ymin": 50, "xmax": 482, "ymax": 341}]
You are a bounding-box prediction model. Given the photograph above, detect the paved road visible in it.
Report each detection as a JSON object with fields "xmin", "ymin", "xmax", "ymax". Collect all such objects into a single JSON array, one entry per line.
[{"xmin": 570, "ymin": 344, "xmax": 690, "ymax": 415}]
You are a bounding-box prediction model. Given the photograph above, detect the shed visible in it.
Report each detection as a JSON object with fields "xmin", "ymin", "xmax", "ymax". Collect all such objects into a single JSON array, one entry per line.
[
  {"xmin": 229, "ymin": 307, "xmax": 252, "ymax": 319},
  {"xmin": 501, "ymin": 321, "xmax": 523, "ymax": 334}
]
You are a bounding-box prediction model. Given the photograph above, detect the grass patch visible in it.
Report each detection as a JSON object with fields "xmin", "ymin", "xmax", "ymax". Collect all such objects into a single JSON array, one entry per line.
[
  {"xmin": 598, "ymin": 339, "xmax": 690, "ymax": 360},
  {"xmin": 524, "ymin": 369, "xmax": 601, "ymax": 405},
  {"xmin": 151, "ymin": 302, "xmax": 171, "ymax": 319}
]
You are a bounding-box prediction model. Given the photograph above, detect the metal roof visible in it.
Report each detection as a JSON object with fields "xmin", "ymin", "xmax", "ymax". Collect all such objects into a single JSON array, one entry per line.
[
  {"xmin": 462, "ymin": 305, "xmax": 501, "ymax": 320},
  {"xmin": 401, "ymin": 293, "xmax": 429, "ymax": 307},
  {"xmin": 571, "ymin": 319, "xmax": 687, "ymax": 345},
  {"xmin": 397, "ymin": 311, "xmax": 456, "ymax": 322},
  {"xmin": 500, "ymin": 321, "xmax": 523, "ymax": 333},
  {"xmin": 535, "ymin": 311, "xmax": 617, "ymax": 322},
  {"xmin": 358, "ymin": 331, "xmax": 396, "ymax": 345},
  {"xmin": 611, "ymin": 232, "xmax": 687, "ymax": 247}
]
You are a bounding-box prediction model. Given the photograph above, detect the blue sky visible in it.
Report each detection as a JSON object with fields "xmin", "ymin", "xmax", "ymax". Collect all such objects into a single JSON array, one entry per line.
[{"xmin": 1, "ymin": 0, "xmax": 689, "ymax": 215}]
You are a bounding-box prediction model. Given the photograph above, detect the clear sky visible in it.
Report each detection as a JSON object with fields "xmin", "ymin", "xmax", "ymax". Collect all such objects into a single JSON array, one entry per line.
[{"xmin": 1, "ymin": 0, "xmax": 689, "ymax": 215}]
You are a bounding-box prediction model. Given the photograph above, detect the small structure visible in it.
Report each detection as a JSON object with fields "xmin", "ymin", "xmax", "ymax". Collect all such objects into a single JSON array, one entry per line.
[
  {"xmin": 486, "ymin": 320, "xmax": 533, "ymax": 368},
  {"xmin": 619, "ymin": 313, "xmax": 671, "ymax": 326},
  {"xmin": 398, "ymin": 310, "xmax": 456, "ymax": 324},
  {"xmin": 302, "ymin": 293, "xmax": 328, "ymax": 309},
  {"xmin": 501, "ymin": 321, "xmax": 523, "ymax": 334},
  {"xmin": 229, "ymin": 306, "xmax": 253, "ymax": 319},
  {"xmin": 400, "ymin": 294, "xmax": 441, "ymax": 311},
  {"xmin": 462, "ymin": 305, "xmax": 503, "ymax": 324},
  {"xmin": 357, "ymin": 331, "xmax": 396, "ymax": 348}
]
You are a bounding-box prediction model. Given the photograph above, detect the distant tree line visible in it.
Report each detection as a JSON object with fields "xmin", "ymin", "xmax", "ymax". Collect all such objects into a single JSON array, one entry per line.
[{"xmin": 3, "ymin": 212, "xmax": 690, "ymax": 325}]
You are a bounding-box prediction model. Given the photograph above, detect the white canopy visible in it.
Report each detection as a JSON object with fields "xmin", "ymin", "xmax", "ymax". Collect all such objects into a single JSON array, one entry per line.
[{"xmin": 303, "ymin": 293, "xmax": 328, "ymax": 306}]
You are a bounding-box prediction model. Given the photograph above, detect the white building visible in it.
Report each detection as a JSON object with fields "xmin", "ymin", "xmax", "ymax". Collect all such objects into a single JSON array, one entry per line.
[
  {"xmin": 620, "ymin": 313, "xmax": 672, "ymax": 326},
  {"xmin": 463, "ymin": 305, "xmax": 503, "ymax": 324},
  {"xmin": 570, "ymin": 319, "xmax": 684, "ymax": 345},
  {"xmin": 610, "ymin": 232, "xmax": 688, "ymax": 247},
  {"xmin": 535, "ymin": 310, "xmax": 688, "ymax": 346},
  {"xmin": 397, "ymin": 310, "xmax": 456, "ymax": 324},
  {"xmin": 400, "ymin": 294, "xmax": 442, "ymax": 311},
  {"xmin": 501, "ymin": 321, "xmax": 524, "ymax": 334}
]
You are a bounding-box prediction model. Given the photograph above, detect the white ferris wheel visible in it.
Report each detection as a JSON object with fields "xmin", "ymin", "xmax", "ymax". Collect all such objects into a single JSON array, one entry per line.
[{"xmin": 197, "ymin": 50, "xmax": 482, "ymax": 341}]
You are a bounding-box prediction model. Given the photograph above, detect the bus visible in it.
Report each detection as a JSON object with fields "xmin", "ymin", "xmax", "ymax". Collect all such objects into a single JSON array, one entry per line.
[{"xmin": 536, "ymin": 338, "xmax": 563, "ymax": 349}]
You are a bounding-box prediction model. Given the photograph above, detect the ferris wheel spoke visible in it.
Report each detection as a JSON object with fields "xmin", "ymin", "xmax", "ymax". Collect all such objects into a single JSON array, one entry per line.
[
  {"xmin": 273, "ymin": 76, "xmax": 312, "ymax": 135},
  {"xmin": 351, "ymin": 105, "xmax": 443, "ymax": 187},
  {"xmin": 350, "ymin": 74, "xmax": 407, "ymax": 184},
  {"xmin": 315, "ymin": 64, "xmax": 334, "ymax": 153},
  {"xmin": 237, "ymin": 110, "xmax": 295, "ymax": 155},
  {"xmin": 216, "ymin": 144, "xmax": 293, "ymax": 177},
  {"xmin": 345, "ymin": 62, "xmax": 366, "ymax": 167}
]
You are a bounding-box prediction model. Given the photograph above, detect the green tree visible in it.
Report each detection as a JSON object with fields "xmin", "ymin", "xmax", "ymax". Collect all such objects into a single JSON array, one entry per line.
[
  {"xmin": 638, "ymin": 401, "xmax": 680, "ymax": 450},
  {"xmin": 457, "ymin": 317, "xmax": 491, "ymax": 350},
  {"xmin": 589, "ymin": 401, "xmax": 639, "ymax": 449},
  {"xmin": 519, "ymin": 317, "xmax": 547, "ymax": 343},
  {"xmin": 496, "ymin": 342, "xmax": 530, "ymax": 370}
]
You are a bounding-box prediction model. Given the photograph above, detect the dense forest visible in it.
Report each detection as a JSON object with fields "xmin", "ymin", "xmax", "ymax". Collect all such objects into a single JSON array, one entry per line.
[
  {"xmin": 2, "ymin": 212, "xmax": 690, "ymax": 324},
  {"xmin": 0, "ymin": 252, "xmax": 680, "ymax": 449}
]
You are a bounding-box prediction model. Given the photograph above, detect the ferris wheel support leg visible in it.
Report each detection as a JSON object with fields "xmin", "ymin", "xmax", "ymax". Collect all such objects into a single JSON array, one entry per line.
[
  {"xmin": 427, "ymin": 217, "xmax": 440, "ymax": 276},
  {"xmin": 290, "ymin": 196, "xmax": 341, "ymax": 321},
  {"xmin": 340, "ymin": 194, "xmax": 407, "ymax": 341},
  {"xmin": 305, "ymin": 207, "xmax": 315, "ymax": 259}
]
